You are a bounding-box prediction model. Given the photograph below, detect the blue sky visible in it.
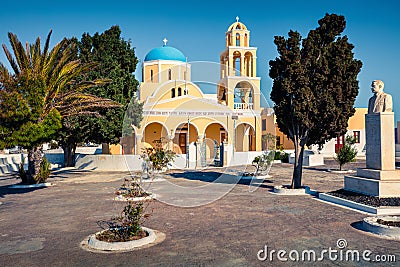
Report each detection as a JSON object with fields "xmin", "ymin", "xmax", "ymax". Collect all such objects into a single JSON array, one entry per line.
[{"xmin": 1, "ymin": 0, "xmax": 400, "ymax": 120}]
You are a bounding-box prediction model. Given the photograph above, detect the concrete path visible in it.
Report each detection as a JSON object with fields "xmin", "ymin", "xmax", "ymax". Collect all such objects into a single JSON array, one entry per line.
[{"xmin": 0, "ymin": 160, "xmax": 399, "ymax": 266}]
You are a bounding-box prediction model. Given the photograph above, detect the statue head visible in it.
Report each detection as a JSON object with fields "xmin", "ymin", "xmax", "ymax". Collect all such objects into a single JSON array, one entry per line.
[{"xmin": 371, "ymin": 80, "xmax": 384, "ymax": 95}]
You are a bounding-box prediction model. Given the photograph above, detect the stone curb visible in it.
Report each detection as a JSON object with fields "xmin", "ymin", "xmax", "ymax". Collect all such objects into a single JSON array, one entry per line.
[
  {"xmin": 272, "ymin": 185, "xmax": 313, "ymax": 196},
  {"xmin": 113, "ymin": 194, "xmax": 157, "ymax": 202},
  {"xmin": 319, "ymin": 193, "xmax": 400, "ymax": 215},
  {"xmin": 87, "ymin": 227, "xmax": 156, "ymax": 251},
  {"xmin": 9, "ymin": 182, "xmax": 54, "ymax": 189},
  {"xmin": 327, "ymin": 169, "xmax": 356, "ymax": 174}
]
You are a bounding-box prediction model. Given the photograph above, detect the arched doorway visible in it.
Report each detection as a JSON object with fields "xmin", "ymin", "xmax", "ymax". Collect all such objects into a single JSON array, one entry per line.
[
  {"xmin": 173, "ymin": 123, "xmax": 199, "ymax": 154},
  {"xmin": 143, "ymin": 122, "xmax": 168, "ymax": 149},
  {"xmin": 204, "ymin": 123, "xmax": 227, "ymax": 164},
  {"xmin": 235, "ymin": 123, "xmax": 256, "ymax": 152}
]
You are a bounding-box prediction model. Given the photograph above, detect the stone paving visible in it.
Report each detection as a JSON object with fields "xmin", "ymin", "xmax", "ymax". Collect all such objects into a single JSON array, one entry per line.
[{"xmin": 0, "ymin": 159, "xmax": 399, "ymax": 266}]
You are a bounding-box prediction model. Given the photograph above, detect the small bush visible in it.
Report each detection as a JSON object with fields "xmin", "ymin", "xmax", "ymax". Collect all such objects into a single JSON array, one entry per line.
[
  {"xmin": 49, "ymin": 141, "xmax": 58, "ymax": 149},
  {"xmin": 274, "ymin": 151, "xmax": 289, "ymax": 163},
  {"xmin": 335, "ymin": 136, "xmax": 357, "ymax": 171},
  {"xmin": 252, "ymin": 151, "xmax": 274, "ymax": 175},
  {"xmin": 36, "ymin": 157, "xmax": 51, "ymax": 183},
  {"xmin": 141, "ymin": 138, "xmax": 176, "ymax": 172},
  {"xmin": 18, "ymin": 162, "xmax": 28, "ymax": 184}
]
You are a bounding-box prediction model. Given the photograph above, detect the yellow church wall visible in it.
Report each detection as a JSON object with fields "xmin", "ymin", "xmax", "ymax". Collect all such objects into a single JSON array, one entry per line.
[
  {"xmin": 146, "ymin": 82, "xmax": 203, "ymax": 104},
  {"xmin": 143, "ymin": 64, "xmax": 160, "ymax": 83},
  {"xmin": 348, "ymin": 108, "xmax": 367, "ymax": 129},
  {"xmin": 109, "ymin": 144, "xmax": 122, "ymax": 154},
  {"xmin": 139, "ymin": 83, "xmax": 160, "ymax": 102},
  {"xmin": 272, "ymin": 107, "xmax": 367, "ymax": 151}
]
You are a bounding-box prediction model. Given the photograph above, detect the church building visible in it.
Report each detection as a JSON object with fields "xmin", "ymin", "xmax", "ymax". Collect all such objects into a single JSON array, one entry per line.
[{"xmin": 116, "ymin": 18, "xmax": 267, "ymax": 167}]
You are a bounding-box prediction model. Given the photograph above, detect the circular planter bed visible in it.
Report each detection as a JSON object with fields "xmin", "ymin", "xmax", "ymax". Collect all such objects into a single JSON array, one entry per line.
[
  {"xmin": 239, "ymin": 172, "xmax": 271, "ymax": 180},
  {"xmin": 87, "ymin": 226, "xmax": 157, "ymax": 251},
  {"xmin": 327, "ymin": 169, "xmax": 356, "ymax": 174},
  {"xmin": 141, "ymin": 176, "xmax": 166, "ymax": 183},
  {"xmin": 9, "ymin": 182, "xmax": 54, "ymax": 189},
  {"xmin": 273, "ymin": 185, "xmax": 311, "ymax": 195},
  {"xmin": 363, "ymin": 216, "xmax": 400, "ymax": 238},
  {"xmin": 114, "ymin": 194, "xmax": 156, "ymax": 202}
]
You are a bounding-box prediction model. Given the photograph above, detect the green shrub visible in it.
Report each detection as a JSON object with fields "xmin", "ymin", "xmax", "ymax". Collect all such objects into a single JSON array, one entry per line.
[
  {"xmin": 49, "ymin": 141, "xmax": 58, "ymax": 149},
  {"xmin": 18, "ymin": 156, "xmax": 28, "ymax": 184},
  {"xmin": 274, "ymin": 151, "xmax": 289, "ymax": 163},
  {"xmin": 141, "ymin": 138, "xmax": 176, "ymax": 171},
  {"xmin": 252, "ymin": 151, "xmax": 274, "ymax": 175},
  {"xmin": 335, "ymin": 136, "xmax": 357, "ymax": 171},
  {"xmin": 37, "ymin": 157, "xmax": 51, "ymax": 183}
]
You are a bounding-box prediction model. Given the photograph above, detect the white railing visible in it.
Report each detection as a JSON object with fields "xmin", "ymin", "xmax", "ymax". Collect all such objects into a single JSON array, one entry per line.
[{"xmin": 234, "ymin": 103, "xmax": 253, "ymax": 109}]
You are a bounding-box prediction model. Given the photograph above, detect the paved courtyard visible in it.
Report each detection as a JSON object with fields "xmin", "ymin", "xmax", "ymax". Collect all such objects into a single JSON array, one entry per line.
[{"xmin": 0, "ymin": 159, "xmax": 399, "ymax": 266}]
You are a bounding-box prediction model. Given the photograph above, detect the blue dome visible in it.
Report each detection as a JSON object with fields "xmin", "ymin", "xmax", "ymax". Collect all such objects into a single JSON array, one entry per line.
[{"xmin": 144, "ymin": 45, "xmax": 186, "ymax": 62}]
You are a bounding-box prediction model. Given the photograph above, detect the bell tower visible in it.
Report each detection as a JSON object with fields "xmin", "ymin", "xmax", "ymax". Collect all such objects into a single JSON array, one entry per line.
[{"xmin": 217, "ymin": 17, "xmax": 261, "ymax": 111}]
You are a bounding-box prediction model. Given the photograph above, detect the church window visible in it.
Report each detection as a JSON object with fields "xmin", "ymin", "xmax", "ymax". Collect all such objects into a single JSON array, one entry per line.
[
  {"xmin": 168, "ymin": 69, "xmax": 172, "ymax": 80},
  {"xmin": 353, "ymin": 131, "xmax": 360, "ymax": 143},
  {"xmin": 171, "ymin": 88, "xmax": 175, "ymax": 98},
  {"xmin": 150, "ymin": 70, "xmax": 154, "ymax": 82},
  {"xmin": 178, "ymin": 87, "xmax": 182, "ymax": 96}
]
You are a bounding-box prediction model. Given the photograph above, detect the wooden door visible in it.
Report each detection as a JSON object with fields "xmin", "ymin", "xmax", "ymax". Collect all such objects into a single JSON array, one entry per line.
[
  {"xmin": 179, "ymin": 133, "xmax": 186, "ymax": 154},
  {"xmin": 335, "ymin": 135, "xmax": 345, "ymax": 153}
]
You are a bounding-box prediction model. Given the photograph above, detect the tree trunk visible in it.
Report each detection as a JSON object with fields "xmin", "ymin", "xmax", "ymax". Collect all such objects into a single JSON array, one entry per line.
[
  {"xmin": 291, "ymin": 143, "xmax": 305, "ymax": 189},
  {"xmin": 27, "ymin": 146, "xmax": 43, "ymax": 184},
  {"xmin": 63, "ymin": 143, "xmax": 77, "ymax": 167}
]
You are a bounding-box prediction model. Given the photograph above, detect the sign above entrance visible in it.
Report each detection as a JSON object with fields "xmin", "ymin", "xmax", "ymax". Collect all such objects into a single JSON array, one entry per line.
[{"xmin": 143, "ymin": 110, "xmax": 245, "ymax": 117}]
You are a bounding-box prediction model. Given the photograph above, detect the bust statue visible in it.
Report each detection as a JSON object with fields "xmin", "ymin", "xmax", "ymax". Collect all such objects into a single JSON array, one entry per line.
[{"xmin": 368, "ymin": 80, "xmax": 392, "ymax": 114}]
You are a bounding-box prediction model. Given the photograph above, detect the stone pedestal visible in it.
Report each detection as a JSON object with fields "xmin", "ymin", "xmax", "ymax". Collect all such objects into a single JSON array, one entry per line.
[
  {"xmin": 344, "ymin": 112, "xmax": 400, "ymax": 197},
  {"xmin": 365, "ymin": 113, "xmax": 395, "ymax": 170}
]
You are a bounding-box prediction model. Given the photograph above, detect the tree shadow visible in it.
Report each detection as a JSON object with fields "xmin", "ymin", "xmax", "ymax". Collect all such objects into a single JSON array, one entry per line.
[
  {"xmin": 167, "ymin": 170, "xmax": 274, "ymax": 188},
  {"xmin": 0, "ymin": 183, "xmax": 49, "ymax": 198},
  {"xmin": 49, "ymin": 168, "xmax": 93, "ymax": 180}
]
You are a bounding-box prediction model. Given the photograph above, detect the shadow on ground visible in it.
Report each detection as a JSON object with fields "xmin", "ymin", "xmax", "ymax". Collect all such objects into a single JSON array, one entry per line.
[{"xmin": 167, "ymin": 170, "xmax": 274, "ymax": 189}]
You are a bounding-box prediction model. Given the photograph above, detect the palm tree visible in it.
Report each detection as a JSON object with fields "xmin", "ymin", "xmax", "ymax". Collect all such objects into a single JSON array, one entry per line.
[{"xmin": 0, "ymin": 30, "xmax": 120, "ymax": 184}]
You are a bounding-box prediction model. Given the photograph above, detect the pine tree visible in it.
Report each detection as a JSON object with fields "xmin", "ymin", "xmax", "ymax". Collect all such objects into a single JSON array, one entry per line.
[{"xmin": 269, "ymin": 14, "xmax": 362, "ymax": 188}]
